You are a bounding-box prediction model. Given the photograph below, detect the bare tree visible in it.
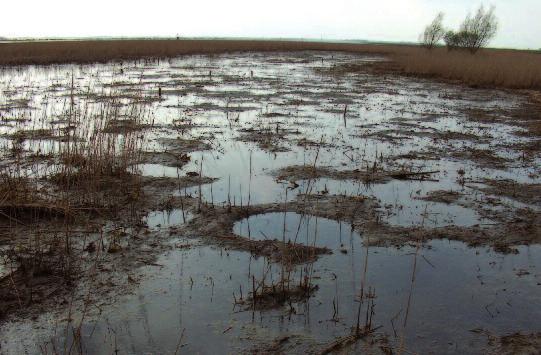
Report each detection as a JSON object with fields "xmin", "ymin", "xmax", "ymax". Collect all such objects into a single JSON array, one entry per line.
[
  {"xmin": 459, "ymin": 5, "xmax": 498, "ymax": 53},
  {"xmin": 421, "ymin": 12, "xmax": 445, "ymax": 49}
]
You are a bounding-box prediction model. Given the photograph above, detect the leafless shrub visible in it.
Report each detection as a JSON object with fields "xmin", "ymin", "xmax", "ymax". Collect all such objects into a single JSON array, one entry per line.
[
  {"xmin": 421, "ymin": 13, "xmax": 445, "ymax": 50},
  {"xmin": 459, "ymin": 5, "xmax": 498, "ymax": 53},
  {"xmin": 443, "ymin": 5, "xmax": 498, "ymax": 53}
]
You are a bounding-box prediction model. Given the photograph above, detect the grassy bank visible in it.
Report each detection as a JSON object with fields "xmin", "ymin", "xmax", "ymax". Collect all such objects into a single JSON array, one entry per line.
[{"xmin": 1, "ymin": 39, "xmax": 540, "ymax": 89}]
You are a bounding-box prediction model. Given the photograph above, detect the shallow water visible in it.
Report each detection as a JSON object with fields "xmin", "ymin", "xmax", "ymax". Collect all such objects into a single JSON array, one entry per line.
[
  {"xmin": 1, "ymin": 51, "xmax": 540, "ymax": 353},
  {"xmin": 144, "ymin": 209, "xmax": 193, "ymax": 230},
  {"xmin": 5, "ymin": 213, "xmax": 538, "ymax": 354}
]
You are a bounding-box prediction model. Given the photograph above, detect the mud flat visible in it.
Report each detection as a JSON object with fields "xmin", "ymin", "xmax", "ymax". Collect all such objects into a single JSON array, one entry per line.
[{"xmin": 0, "ymin": 51, "xmax": 540, "ymax": 354}]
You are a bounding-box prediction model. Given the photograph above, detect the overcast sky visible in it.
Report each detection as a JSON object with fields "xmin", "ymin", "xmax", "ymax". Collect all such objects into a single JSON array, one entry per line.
[{"xmin": 2, "ymin": 0, "xmax": 540, "ymax": 49}]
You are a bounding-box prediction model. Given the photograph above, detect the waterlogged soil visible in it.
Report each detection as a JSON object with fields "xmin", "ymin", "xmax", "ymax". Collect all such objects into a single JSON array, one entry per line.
[{"xmin": 0, "ymin": 51, "xmax": 540, "ymax": 354}]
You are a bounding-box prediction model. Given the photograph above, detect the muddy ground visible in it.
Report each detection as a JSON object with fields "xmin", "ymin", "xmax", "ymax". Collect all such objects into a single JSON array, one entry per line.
[{"xmin": 0, "ymin": 51, "xmax": 540, "ymax": 354}]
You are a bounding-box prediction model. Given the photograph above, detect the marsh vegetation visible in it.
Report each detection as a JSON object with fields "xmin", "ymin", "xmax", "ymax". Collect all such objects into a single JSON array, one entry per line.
[{"xmin": 0, "ymin": 49, "xmax": 540, "ymax": 354}]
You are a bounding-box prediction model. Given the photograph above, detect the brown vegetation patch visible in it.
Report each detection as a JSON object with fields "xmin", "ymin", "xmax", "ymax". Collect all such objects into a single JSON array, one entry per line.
[
  {"xmin": 436, "ymin": 130, "xmax": 487, "ymax": 142},
  {"xmin": 451, "ymin": 148, "xmax": 510, "ymax": 168},
  {"xmin": 318, "ymin": 329, "xmax": 391, "ymax": 355},
  {"xmin": 292, "ymin": 194, "xmax": 540, "ymax": 251},
  {"xmin": 319, "ymin": 60, "xmax": 401, "ymax": 77},
  {"xmin": 464, "ymin": 108, "xmax": 509, "ymax": 125},
  {"xmin": 394, "ymin": 49, "xmax": 541, "ymax": 90},
  {"xmin": 138, "ymin": 151, "xmax": 191, "ymax": 168},
  {"xmin": 181, "ymin": 204, "xmax": 330, "ymax": 264},
  {"xmin": 238, "ymin": 126, "xmax": 296, "ymax": 153},
  {"xmin": 235, "ymin": 277, "xmax": 318, "ymax": 311},
  {"xmin": 467, "ymin": 96, "xmax": 541, "ymax": 138},
  {"xmin": 140, "ymin": 175, "xmax": 217, "ymax": 192},
  {"xmin": 517, "ymin": 99, "xmax": 541, "ymax": 137},
  {"xmin": 0, "ymin": 98, "xmax": 33, "ymax": 112},
  {"xmin": 294, "ymin": 137, "xmax": 335, "ymax": 148},
  {"xmin": 49, "ymin": 167, "xmax": 136, "ymax": 189},
  {"xmin": 354, "ymin": 129, "xmax": 412, "ymax": 142},
  {"xmin": 275, "ymin": 165, "xmax": 439, "ymax": 184},
  {"xmin": 499, "ymin": 139, "xmax": 541, "ymax": 163},
  {"xmin": 0, "ymin": 176, "xmax": 74, "ymax": 225},
  {"xmin": 318, "ymin": 46, "xmax": 541, "ymax": 90},
  {"xmin": 217, "ymin": 233, "xmax": 330, "ymax": 265},
  {"xmin": 416, "ymin": 190, "xmax": 463, "ymax": 204},
  {"xmin": 0, "ymin": 203, "xmax": 71, "ymax": 223},
  {"xmin": 158, "ymin": 137, "xmax": 212, "ymax": 154},
  {"xmin": 481, "ymin": 179, "xmax": 541, "ymax": 206},
  {"xmin": 391, "ymin": 149, "xmax": 444, "ymax": 161},
  {"xmin": 367, "ymin": 208, "xmax": 540, "ymax": 252},
  {"xmin": 487, "ymin": 332, "xmax": 541, "ymax": 355},
  {"xmin": 358, "ymin": 125, "xmax": 488, "ymax": 144},
  {"xmin": 0, "ymin": 237, "xmax": 74, "ymax": 319},
  {"xmin": 4, "ymin": 128, "xmax": 69, "ymax": 143},
  {"xmin": 0, "ymin": 172, "xmax": 210, "ymax": 320},
  {"xmin": 0, "ymin": 175, "xmax": 39, "ymax": 203},
  {"xmin": 102, "ymin": 119, "xmax": 150, "ymax": 134},
  {"xmin": 246, "ymin": 335, "xmax": 303, "ymax": 354},
  {"xmin": 275, "ymin": 165, "xmax": 390, "ymax": 184}
]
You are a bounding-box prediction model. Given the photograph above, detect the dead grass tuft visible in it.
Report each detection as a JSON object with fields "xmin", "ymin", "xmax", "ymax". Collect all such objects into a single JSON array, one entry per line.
[{"xmin": 235, "ymin": 275, "xmax": 318, "ymax": 311}]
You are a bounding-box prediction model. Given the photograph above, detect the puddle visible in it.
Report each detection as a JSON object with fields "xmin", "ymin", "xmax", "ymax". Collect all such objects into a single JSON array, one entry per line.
[{"xmin": 234, "ymin": 212, "xmax": 359, "ymax": 249}]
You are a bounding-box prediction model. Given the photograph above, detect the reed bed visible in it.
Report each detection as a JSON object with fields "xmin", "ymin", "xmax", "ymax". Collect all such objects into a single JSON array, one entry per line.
[
  {"xmin": 393, "ymin": 47, "xmax": 541, "ymax": 89},
  {"xmin": 0, "ymin": 39, "xmax": 393, "ymax": 66},
  {"xmin": 0, "ymin": 71, "xmax": 154, "ymax": 320},
  {"xmin": 1, "ymin": 39, "xmax": 540, "ymax": 90}
]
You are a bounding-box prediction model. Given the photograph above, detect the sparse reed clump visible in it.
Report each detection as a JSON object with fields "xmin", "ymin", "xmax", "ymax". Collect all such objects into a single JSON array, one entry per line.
[
  {"xmin": 0, "ymin": 77, "xmax": 154, "ymax": 320},
  {"xmin": 47, "ymin": 89, "xmax": 150, "ymax": 211}
]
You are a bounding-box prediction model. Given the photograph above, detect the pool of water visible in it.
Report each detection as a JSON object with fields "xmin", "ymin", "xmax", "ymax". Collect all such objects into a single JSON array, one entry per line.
[{"xmin": 5, "ymin": 212, "xmax": 537, "ymax": 354}]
